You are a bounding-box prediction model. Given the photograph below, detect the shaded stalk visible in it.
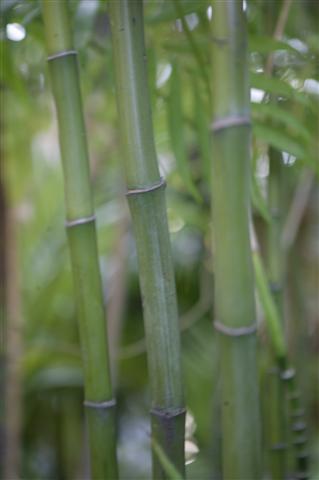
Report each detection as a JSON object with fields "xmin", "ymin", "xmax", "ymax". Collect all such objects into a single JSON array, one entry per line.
[
  {"xmin": 172, "ymin": 0, "xmax": 211, "ymax": 104},
  {"xmin": 267, "ymin": 147, "xmax": 287, "ymax": 479},
  {"xmin": 3, "ymin": 209, "xmax": 23, "ymax": 480},
  {"xmin": 41, "ymin": 2, "xmax": 118, "ymax": 478},
  {"xmin": 109, "ymin": 1, "xmax": 185, "ymax": 478},
  {"xmin": 252, "ymin": 237, "xmax": 309, "ymax": 479},
  {"xmin": 211, "ymin": 2, "xmax": 261, "ymax": 478}
]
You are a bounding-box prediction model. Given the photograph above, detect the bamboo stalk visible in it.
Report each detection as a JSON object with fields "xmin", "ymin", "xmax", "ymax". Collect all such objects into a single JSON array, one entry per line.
[
  {"xmin": 262, "ymin": 1, "xmax": 307, "ymax": 475},
  {"xmin": 211, "ymin": 2, "xmax": 261, "ymax": 478},
  {"xmin": 3, "ymin": 208, "xmax": 23, "ymax": 480},
  {"xmin": 109, "ymin": 1, "xmax": 185, "ymax": 478},
  {"xmin": 41, "ymin": 2, "xmax": 118, "ymax": 478},
  {"xmin": 252, "ymin": 233, "xmax": 309, "ymax": 479},
  {"xmin": 266, "ymin": 147, "xmax": 287, "ymax": 479}
]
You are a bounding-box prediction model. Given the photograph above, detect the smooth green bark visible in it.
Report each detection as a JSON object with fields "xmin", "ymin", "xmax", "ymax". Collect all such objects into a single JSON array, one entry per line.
[
  {"xmin": 211, "ymin": 2, "xmax": 261, "ymax": 478},
  {"xmin": 42, "ymin": 2, "xmax": 118, "ymax": 478},
  {"xmin": 109, "ymin": 1, "xmax": 185, "ymax": 478}
]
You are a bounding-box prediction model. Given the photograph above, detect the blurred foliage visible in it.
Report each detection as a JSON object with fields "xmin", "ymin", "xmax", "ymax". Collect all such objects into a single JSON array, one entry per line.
[{"xmin": 1, "ymin": 0, "xmax": 318, "ymax": 478}]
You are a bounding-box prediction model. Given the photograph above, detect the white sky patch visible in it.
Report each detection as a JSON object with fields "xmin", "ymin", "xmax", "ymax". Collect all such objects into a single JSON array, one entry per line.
[
  {"xmin": 175, "ymin": 18, "xmax": 183, "ymax": 32},
  {"xmin": 6, "ymin": 23, "xmax": 26, "ymax": 42},
  {"xmin": 283, "ymin": 152, "xmax": 296, "ymax": 166},
  {"xmin": 168, "ymin": 209, "xmax": 185, "ymax": 234},
  {"xmin": 243, "ymin": 0, "xmax": 247, "ymax": 12},
  {"xmin": 176, "ymin": 12, "xmax": 199, "ymax": 32},
  {"xmin": 158, "ymin": 152, "xmax": 175, "ymax": 176},
  {"xmin": 156, "ymin": 63, "xmax": 172, "ymax": 88},
  {"xmin": 77, "ymin": 0, "xmax": 99, "ymax": 16},
  {"xmin": 185, "ymin": 12, "xmax": 199, "ymax": 30},
  {"xmin": 303, "ymin": 78, "xmax": 319, "ymax": 96},
  {"xmin": 207, "ymin": 5, "xmax": 213, "ymax": 20},
  {"xmin": 256, "ymin": 154, "xmax": 269, "ymax": 179},
  {"xmin": 289, "ymin": 78, "xmax": 302, "ymax": 90},
  {"xmin": 250, "ymin": 88, "xmax": 265, "ymax": 103},
  {"xmin": 287, "ymin": 38, "xmax": 308, "ymax": 54}
]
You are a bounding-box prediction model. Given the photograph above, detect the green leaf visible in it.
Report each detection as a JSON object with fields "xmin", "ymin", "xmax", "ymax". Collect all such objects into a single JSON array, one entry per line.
[
  {"xmin": 146, "ymin": 0, "xmax": 207, "ymax": 24},
  {"xmin": 250, "ymin": 73, "xmax": 311, "ymax": 108},
  {"xmin": 193, "ymin": 76, "xmax": 211, "ymax": 183},
  {"xmin": 252, "ymin": 102, "xmax": 312, "ymax": 144},
  {"xmin": 27, "ymin": 366, "xmax": 83, "ymax": 392},
  {"xmin": 249, "ymin": 35, "xmax": 304, "ymax": 57},
  {"xmin": 152, "ymin": 438, "xmax": 184, "ymax": 480},
  {"xmin": 167, "ymin": 63, "xmax": 201, "ymax": 202},
  {"xmin": 253, "ymin": 124, "xmax": 307, "ymax": 159},
  {"xmin": 251, "ymin": 174, "xmax": 271, "ymax": 223}
]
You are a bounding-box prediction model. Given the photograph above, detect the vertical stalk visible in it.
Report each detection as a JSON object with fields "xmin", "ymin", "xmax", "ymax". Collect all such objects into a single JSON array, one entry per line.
[
  {"xmin": 268, "ymin": 148, "xmax": 284, "ymax": 312},
  {"xmin": 41, "ymin": 2, "xmax": 118, "ymax": 478},
  {"xmin": 3, "ymin": 209, "xmax": 23, "ymax": 480},
  {"xmin": 252, "ymin": 243, "xmax": 309, "ymax": 479},
  {"xmin": 266, "ymin": 147, "xmax": 287, "ymax": 479},
  {"xmin": 109, "ymin": 1, "xmax": 185, "ymax": 478},
  {"xmin": 211, "ymin": 2, "xmax": 261, "ymax": 478}
]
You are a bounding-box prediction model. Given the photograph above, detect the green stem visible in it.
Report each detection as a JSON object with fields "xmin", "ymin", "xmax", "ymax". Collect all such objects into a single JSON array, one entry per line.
[
  {"xmin": 267, "ymin": 147, "xmax": 287, "ymax": 479},
  {"xmin": 252, "ymin": 244, "xmax": 309, "ymax": 478},
  {"xmin": 172, "ymin": 0, "xmax": 211, "ymax": 104},
  {"xmin": 268, "ymin": 150, "xmax": 284, "ymax": 311},
  {"xmin": 109, "ymin": 1, "xmax": 185, "ymax": 478},
  {"xmin": 41, "ymin": 2, "xmax": 118, "ymax": 478},
  {"xmin": 211, "ymin": 2, "xmax": 261, "ymax": 478}
]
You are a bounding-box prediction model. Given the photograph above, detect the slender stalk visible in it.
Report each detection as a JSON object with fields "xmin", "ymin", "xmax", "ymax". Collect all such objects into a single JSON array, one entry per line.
[
  {"xmin": 41, "ymin": 2, "xmax": 118, "ymax": 478},
  {"xmin": 211, "ymin": 2, "xmax": 261, "ymax": 478},
  {"xmin": 3, "ymin": 209, "xmax": 23, "ymax": 480},
  {"xmin": 266, "ymin": 147, "xmax": 287, "ymax": 479},
  {"xmin": 268, "ymin": 149, "xmax": 285, "ymax": 311},
  {"xmin": 252, "ymin": 234, "xmax": 309, "ymax": 479},
  {"xmin": 263, "ymin": 1, "xmax": 307, "ymax": 476},
  {"xmin": 109, "ymin": 2, "xmax": 185, "ymax": 478}
]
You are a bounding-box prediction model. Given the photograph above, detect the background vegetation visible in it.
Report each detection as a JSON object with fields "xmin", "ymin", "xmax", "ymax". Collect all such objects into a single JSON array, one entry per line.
[{"xmin": 1, "ymin": 0, "xmax": 318, "ymax": 478}]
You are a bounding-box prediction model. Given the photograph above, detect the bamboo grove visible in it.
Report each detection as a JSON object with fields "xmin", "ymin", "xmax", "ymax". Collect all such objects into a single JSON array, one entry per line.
[{"xmin": 1, "ymin": 0, "xmax": 318, "ymax": 479}]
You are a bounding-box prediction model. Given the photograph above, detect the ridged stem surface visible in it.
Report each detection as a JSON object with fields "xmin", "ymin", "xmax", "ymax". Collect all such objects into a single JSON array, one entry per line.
[
  {"xmin": 211, "ymin": 2, "xmax": 261, "ymax": 478},
  {"xmin": 42, "ymin": 2, "xmax": 118, "ymax": 478},
  {"xmin": 109, "ymin": 1, "xmax": 185, "ymax": 478}
]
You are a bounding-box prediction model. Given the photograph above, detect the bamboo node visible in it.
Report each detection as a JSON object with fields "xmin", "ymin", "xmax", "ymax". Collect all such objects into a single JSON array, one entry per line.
[
  {"xmin": 214, "ymin": 320, "xmax": 257, "ymax": 337},
  {"xmin": 211, "ymin": 115, "xmax": 251, "ymax": 132},
  {"xmin": 269, "ymin": 281, "xmax": 282, "ymax": 293},
  {"xmin": 84, "ymin": 398, "xmax": 116, "ymax": 409},
  {"xmin": 150, "ymin": 406, "xmax": 186, "ymax": 419},
  {"xmin": 270, "ymin": 442, "xmax": 287, "ymax": 451},
  {"xmin": 47, "ymin": 50, "xmax": 77, "ymax": 61},
  {"xmin": 292, "ymin": 421, "xmax": 307, "ymax": 432},
  {"xmin": 65, "ymin": 214, "xmax": 96, "ymax": 228},
  {"xmin": 126, "ymin": 177, "xmax": 166, "ymax": 196}
]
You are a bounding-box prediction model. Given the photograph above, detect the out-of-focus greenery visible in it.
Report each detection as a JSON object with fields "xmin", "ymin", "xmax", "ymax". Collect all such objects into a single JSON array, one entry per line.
[{"xmin": 1, "ymin": 1, "xmax": 318, "ymax": 479}]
